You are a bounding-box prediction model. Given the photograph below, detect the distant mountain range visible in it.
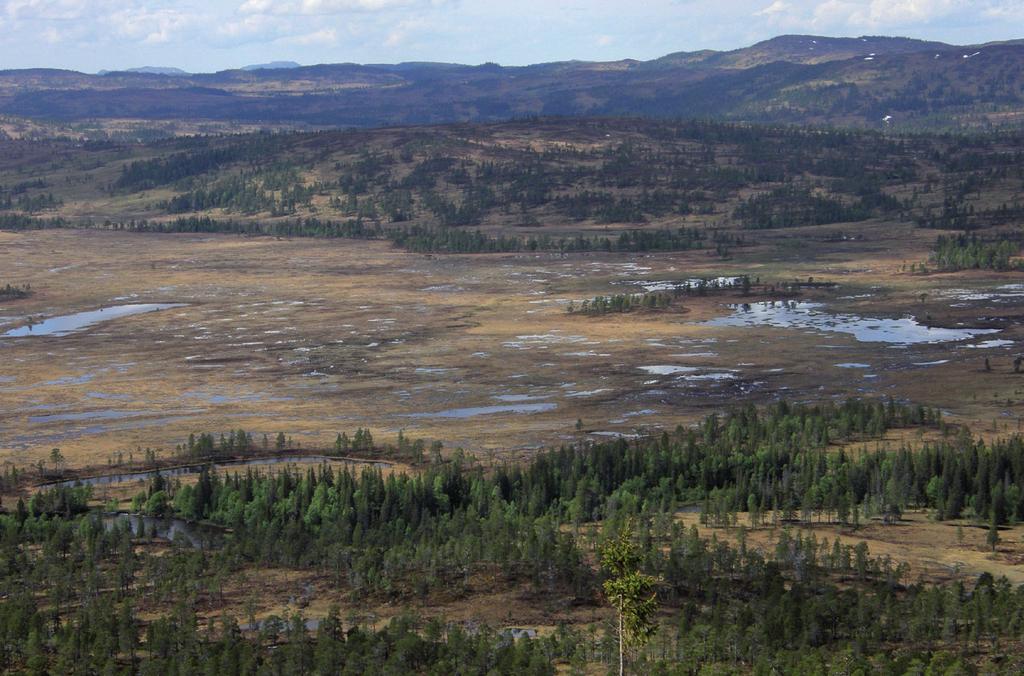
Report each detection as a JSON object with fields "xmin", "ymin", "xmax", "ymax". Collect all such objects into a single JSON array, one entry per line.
[
  {"xmin": 3, "ymin": 35, "xmax": 1023, "ymax": 131},
  {"xmin": 102, "ymin": 66, "xmax": 192, "ymax": 77},
  {"xmin": 96, "ymin": 62, "xmax": 304, "ymax": 77},
  {"xmin": 241, "ymin": 61, "xmax": 302, "ymax": 71}
]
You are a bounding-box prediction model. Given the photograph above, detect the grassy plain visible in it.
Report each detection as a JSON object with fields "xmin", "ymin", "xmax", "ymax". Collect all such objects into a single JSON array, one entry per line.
[{"xmin": 1, "ymin": 218, "xmax": 1022, "ymax": 473}]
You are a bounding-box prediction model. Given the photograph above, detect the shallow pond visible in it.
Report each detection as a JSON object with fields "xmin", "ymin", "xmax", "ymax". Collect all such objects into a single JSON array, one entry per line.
[
  {"xmin": 639, "ymin": 365, "xmax": 699, "ymax": 375},
  {"xmin": 963, "ymin": 339, "xmax": 1015, "ymax": 349},
  {"xmin": 706, "ymin": 301, "xmax": 999, "ymax": 345},
  {"xmin": 625, "ymin": 276, "xmax": 741, "ymax": 293},
  {"xmin": 493, "ymin": 394, "xmax": 551, "ymax": 402},
  {"xmin": 3, "ymin": 303, "xmax": 184, "ymax": 338},
  {"xmin": 944, "ymin": 284, "xmax": 1024, "ymax": 304},
  {"xmin": 404, "ymin": 403, "xmax": 557, "ymax": 419},
  {"xmin": 102, "ymin": 513, "xmax": 225, "ymax": 549}
]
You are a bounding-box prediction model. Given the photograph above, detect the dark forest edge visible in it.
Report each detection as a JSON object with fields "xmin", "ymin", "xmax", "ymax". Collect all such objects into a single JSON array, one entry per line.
[
  {"xmin": 0, "ymin": 213, "xmax": 742, "ymax": 255},
  {"xmin": 0, "ymin": 282, "xmax": 31, "ymax": 302}
]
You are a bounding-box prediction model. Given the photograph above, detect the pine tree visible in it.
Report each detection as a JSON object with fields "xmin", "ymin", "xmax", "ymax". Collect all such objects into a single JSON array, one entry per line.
[
  {"xmin": 601, "ymin": 521, "xmax": 659, "ymax": 676},
  {"xmin": 987, "ymin": 518, "xmax": 1001, "ymax": 553}
]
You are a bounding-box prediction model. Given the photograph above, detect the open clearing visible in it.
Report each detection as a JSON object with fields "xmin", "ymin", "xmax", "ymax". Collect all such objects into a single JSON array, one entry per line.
[
  {"xmin": 2, "ymin": 224, "xmax": 1024, "ymax": 470},
  {"xmin": 678, "ymin": 510, "xmax": 1024, "ymax": 586}
]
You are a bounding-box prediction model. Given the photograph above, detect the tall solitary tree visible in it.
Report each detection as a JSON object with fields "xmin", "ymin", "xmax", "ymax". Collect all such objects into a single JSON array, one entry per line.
[
  {"xmin": 987, "ymin": 518, "xmax": 1001, "ymax": 553},
  {"xmin": 601, "ymin": 521, "xmax": 659, "ymax": 676},
  {"xmin": 49, "ymin": 448, "xmax": 65, "ymax": 476}
]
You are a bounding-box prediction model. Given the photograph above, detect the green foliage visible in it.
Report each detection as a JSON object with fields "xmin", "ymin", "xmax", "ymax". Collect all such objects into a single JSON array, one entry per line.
[
  {"xmin": 601, "ymin": 522, "xmax": 658, "ymax": 674},
  {"xmin": 571, "ymin": 292, "xmax": 673, "ymax": 315},
  {"xmin": 931, "ymin": 233, "xmax": 1022, "ymax": 271},
  {"xmin": 184, "ymin": 429, "xmax": 255, "ymax": 459},
  {"xmin": 9, "ymin": 399, "xmax": 1024, "ymax": 673}
]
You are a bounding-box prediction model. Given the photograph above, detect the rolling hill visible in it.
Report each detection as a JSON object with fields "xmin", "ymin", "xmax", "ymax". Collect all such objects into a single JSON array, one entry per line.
[{"xmin": 0, "ymin": 35, "xmax": 1022, "ymax": 131}]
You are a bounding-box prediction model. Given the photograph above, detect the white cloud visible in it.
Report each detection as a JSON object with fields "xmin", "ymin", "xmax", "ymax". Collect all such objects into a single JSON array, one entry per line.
[
  {"xmin": 218, "ymin": 13, "xmax": 286, "ymax": 40},
  {"xmin": 281, "ymin": 27, "xmax": 338, "ymax": 45},
  {"xmin": 755, "ymin": 1, "xmax": 791, "ymax": 17},
  {"xmin": 237, "ymin": 0, "xmax": 274, "ymax": 12},
  {"xmin": 3, "ymin": 1, "xmax": 207, "ymax": 46},
  {"xmin": 750, "ymin": 0, "xmax": 995, "ymax": 31},
  {"xmin": 981, "ymin": 0, "xmax": 1024, "ymax": 20},
  {"xmin": 1, "ymin": 0, "xmax": 1023, "ymax": 72},
  {"xmin": 4, "ymin": 0, "xmax": 96, "ymax": 21},
  {"xmin": 108, "ymin": 7, "xmax": 200, "ymax": 45},
  {"xmin": 227, "ymin": 0, "xmax": 454, "ymax": 52},
  {"xmin": 238, "ymin": 0, "xmax": 451, "ymax": 15},
  {"xmin": 813, "ymin": 0, "xmax": 957, "ymax": 29},
  {"xmin": 383, "ymin": 17, "xmax": 431, "ymax": 47}
]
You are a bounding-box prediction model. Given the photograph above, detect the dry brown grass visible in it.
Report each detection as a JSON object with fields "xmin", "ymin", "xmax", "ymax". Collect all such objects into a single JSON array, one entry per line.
[
  {"xmin": 179, "ymin": 563, "xmax": 607, "ymax": 637},
  {"xmin": 677, "ymin": 509, "xmax": 1024, "ymax": 585},
  {"xmin": 0, "ymin": 226, "xmax": 1022, "ymax": 471}
]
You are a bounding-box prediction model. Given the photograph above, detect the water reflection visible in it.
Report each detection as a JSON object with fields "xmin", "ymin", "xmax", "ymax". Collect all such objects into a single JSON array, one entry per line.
[
  {"xmin": 102, "ymin": 513, "xmax": 225, "ymax": 549},
  {"xmin": 3, "ymin": 303, "xmax": 184, "ymax": 338},
  {"xmin": 404, "ymin": 403, "xmax": 557, "ymax": 419},
  {"xmin": 707, "ymin": 301, "xmax": 999, "ymax": 345}
]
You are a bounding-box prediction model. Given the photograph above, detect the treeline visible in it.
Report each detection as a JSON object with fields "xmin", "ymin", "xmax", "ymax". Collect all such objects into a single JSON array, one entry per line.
[
  {"xmin": 141, "ymin": 399, "xmax": 938, "ymax": 595},
  {"xmin": 0, "ymin": 282, "xmax": 30, "ymax": 301},
  {"xmin": 389, "ymin": 225, "xmax": 717, "ymax": 254},
  {"xmin": 568, "ymin": 292, "xmax": 673, "ymax": 315},
  {"xmin": 0, "ymin": 213, "xmax": 69, "ymax": 230},
  {"xmin": 0, "ymin": 192, "xmax": 61, "ymax": 213},
  {"xmin": 8, "ymin": 398, "xmax": 1024, "ymax": 672},
  {"xmin": 181, "ymin": 429, "xmax": 260, "ymax": 459},
  {"xmin": 105, "ymin": 215, "xmax": 379, "ymax": 240},
  {"xmin": 0, "ymin": 214, "xmax": 725, "ymax": 255},
  {"xmin": 930, "ymin": 233, "xmax": 1022, "ymax": 271},
  {"xmin": 178, "ymin": 426, "xmax": 400, "ymax": 460},
  {"xmin": 111, "ymin": 217, "xmax": 721, "ymax": 255}
]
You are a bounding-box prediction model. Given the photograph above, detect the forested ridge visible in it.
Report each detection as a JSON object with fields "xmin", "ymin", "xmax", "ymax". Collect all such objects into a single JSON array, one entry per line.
[
  {"xmin": 3, "ymin": 119, "xmax": 1024, "ymax": 256},
  {"xmin": 6, "ymin": 399, "xmax": 1024, "ymax": 673}
]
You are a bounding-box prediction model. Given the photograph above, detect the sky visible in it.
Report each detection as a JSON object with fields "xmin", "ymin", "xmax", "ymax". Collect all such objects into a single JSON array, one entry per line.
[{"xmin": 1, "ymin": 0, "xmax": 1023, "ymax": 73}]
